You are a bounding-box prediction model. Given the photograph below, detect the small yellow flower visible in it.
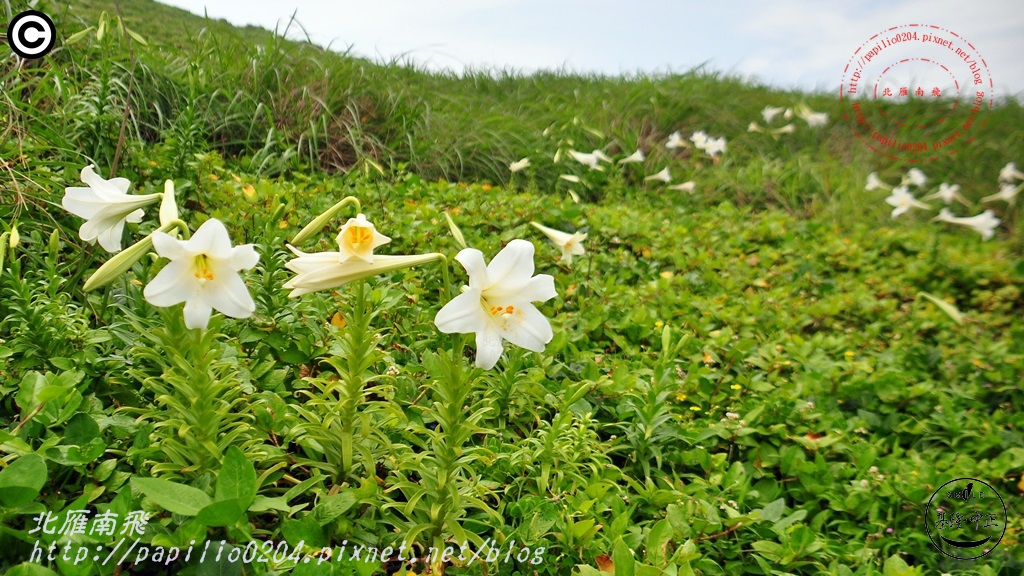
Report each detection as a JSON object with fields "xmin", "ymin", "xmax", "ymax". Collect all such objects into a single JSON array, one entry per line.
[
  {"xmin": 242, "ymin": 185, "xmax": 256, "ymax": 198},
  {"xmin": 730, "ymin": 384, "xmax": 742, "ymax": 391},
  {"xmin": 689, "ymin": 405, "xmax": 701, "ymax": 411},
  {"xmin": 845, "ymin": 350, "xmax": 856, "ymax": 360},
  {"xmin": 654, "ymin": 320, "xmax": 664, "ymax": 329},
  {"xmin": 675, "ymin": 393, "xmax": 687, "ymax": 401}
]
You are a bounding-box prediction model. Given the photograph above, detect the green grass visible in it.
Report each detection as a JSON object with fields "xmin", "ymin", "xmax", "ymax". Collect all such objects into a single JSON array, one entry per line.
[{"xmin": 1, "ymin": 1, "xmax": 1023, "ymax": 575}]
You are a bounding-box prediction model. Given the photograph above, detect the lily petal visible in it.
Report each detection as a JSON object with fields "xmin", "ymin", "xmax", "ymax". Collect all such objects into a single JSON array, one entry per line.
[
  {"xmin": 485, "ymin": 240, "xmax": 536, "ymax": 289},
  {"xmin": 498, "ymin": 302, "xmax": 553, "ymax": 353},
  {"xmin": 474, "ymin": 326, "xmax": 505, "ymax": 370},
  {"xmin": 435, "ymin": 288, "xmax": 489, "ymax": 334}
]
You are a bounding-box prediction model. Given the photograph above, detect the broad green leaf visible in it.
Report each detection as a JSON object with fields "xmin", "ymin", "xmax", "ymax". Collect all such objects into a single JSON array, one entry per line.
[
  {"xmin": 9, "ymin": 563, "xmax": 60, "ymax": 576},
  {"xmin": 132, "ymin": 477, "xmax": 211, "ymax": 516},
  {"xmin": 195, "ymin": 499, "xmax": 247, "ymax": 527},
  {"xmin": 758, "ymin": 498, "xmax": 786, "ymax": 522},
  {"xmin": 612, "ymin": 538, "xmax": 634, "ymax": 576},
  {"xmin": 883, "ymin": 554, "xmax": 920, "ymax": 576},
  {"xmin": 215, "ymin": 446, "xmax": 256, "ymax": 507},
  {"xmin": 311, "ymin": 491, "xmax": 357, "ymax": 526},
  {"xmin": 0, "ymin": 453, "xmax": 47, "ymax": 508}
]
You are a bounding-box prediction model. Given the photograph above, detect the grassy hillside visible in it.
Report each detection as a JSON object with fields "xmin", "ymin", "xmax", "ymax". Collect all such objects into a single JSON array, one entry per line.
[{"xmin": 1, "ymin": 1, "xmax": 1023, "ymax": 575}]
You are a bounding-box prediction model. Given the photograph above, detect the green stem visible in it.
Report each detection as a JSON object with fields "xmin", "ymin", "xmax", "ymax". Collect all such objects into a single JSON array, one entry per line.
[{"xmin": 436, "ymin": 253, "xmax": 452, "ymax": 300}]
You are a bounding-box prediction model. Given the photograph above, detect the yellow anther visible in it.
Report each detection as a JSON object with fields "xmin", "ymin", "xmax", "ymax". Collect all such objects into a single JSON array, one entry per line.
[
  {"xmin": 192, "ymin": 254, "xmax": 215, "ymax": 282},
  {"xmin": 345, "ymin": 226, "xmax": 373, "ymax": 248}
]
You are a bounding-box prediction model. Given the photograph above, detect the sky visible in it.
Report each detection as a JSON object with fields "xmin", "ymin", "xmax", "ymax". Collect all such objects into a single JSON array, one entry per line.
[{"xmin": 156, "ymin": 0, "xmax": 1024, "ymax": 97}]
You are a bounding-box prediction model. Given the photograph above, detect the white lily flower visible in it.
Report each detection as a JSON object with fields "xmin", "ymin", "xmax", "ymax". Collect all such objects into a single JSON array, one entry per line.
[
  {"xmin": 618, "ymin": 149, "xmax": 645, "ymax": 164},
  {"xmin": 666, "ymin": 131, "xmax": 685, "ymax": 149},
  {"xmin": 998, "ymin": 162, "xmax": 1024, "ymax": 183},
  {"xmin": 885, "ymin": 186, "xmax": 931, "ymax": 218},
  {"xmin": 865, "ymin": 172, "xmax": 890, "ymax": 191},
  {"xmin": 509, "ymin": 158, "xmax": 531, "ymax": 172},
  {"xmin": 668, "ymin": 181, "xmax": 696, "ymax": 193},
  {"xmin": 434, "ymin": 240, "xmax": 557, "ymax": 370},
  {"xmin": 773, "ymin": 123, "xmax": 796, "ymax": 134},
  {"xmin": 62, "ymin": 165, "xmax": 161, "ymax": 253},
  {"xmin": 591, "ymin": 149, "xmax": 613, "ymax": 163},
  {"xmin": 703, "ymin": 137, "xmax": 727, "ymax": 157},
  {"xmin": 747, "ymin": 122, "xmax": 763, "ymax": 133},
  {"xmin": 904, "ymin": 168, "xmax": 927, "ymax": 188},
  {"xmin": 568, "ymin": 150, "xmax": 600, "ymax": 170},
  {"xmin": 689, "ymin": 131, "xmax": 708, "ymax": 149},
  {"xmin": 559, "ymin": 174, "xmax": 582, "ymax": 183},
  {"xmin": 981, "ymin": 183, "xmax": 1022, "ymax": 205},
  {"xmin": 762, "ymin": 106, "xmax": 788, "ymax": 124},
  {"xmin": 530, "ymin": 222, "xmax": 586, "ymax": 264},
  {"xmin": 335, "ymin": 213, "xmax": 391, "ymax": 263},
  {"xmin": 143, "ymin": 218, "xmax": 259, "ymax": 330},
  {"xmin": 923, "ymin": 183, "xmax": 969, "ymax": 206},
  {"xmin": 644, "ymin": 167, "xmax": 672, "ymax": 183},
  {"xmin": 799, "ymin": 110, "xmax": 829, "ymax": 127},
  {"xmin": 284, "ymin": 247, "xmax": 440, "ymax": 297},
  {"xmin": 933, "ymin": 209, "xmax": 1000, "ymax": 240}
]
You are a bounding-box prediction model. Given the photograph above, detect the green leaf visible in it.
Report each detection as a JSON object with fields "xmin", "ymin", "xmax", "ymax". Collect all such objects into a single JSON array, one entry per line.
[
  {"xmin": 45, "ymin": 438, "xmax": 106, "ymax": 466},
  {"xmin": 195, "ymin": 499, "xmax": 247, "ymax": 527},
  {"xmin": 215, "ymin": 446, "xmax": 256, "ymax": 508},
  {"xmin": 645, "ymin": 520, "xmax": 670, "ymax": 566},
  {"xmin": 311, "ymin": 491, "xmax": 357, "ymax": 526},
  {"xmin": 612, "ymin": 538, "xmax": 634, "ymax": 576},
  {"xmin": 281, "ymin": 516, "xmax": 327, "ymax": 548},
  {"xmin": 132, "ymin": 477, "xmax": 212, "ymax": 516},
  {"xmin": 0, "ymin": 454, "xmax": 47, "ymax": 508},
  {"xmin": 16, "ymin": 372, "xmax": 74, "ymax": 417},
  {"xmin": 758, "ymin": 498, "xmax": 786, "ymax": 522},
  {"xmin": 882, "ymin": 554, "xmax": 920, "ymax": 576},
  {"xmin": 63, "ymin": 413, "xmax": 100, "ymax": 445},
  {"xmin": 8, "ymin": 563, "xmax": 60, "ymax": 576},
  {"xmin": 751, "ymin": 540, "xmax": 783, "ymax": 562}
]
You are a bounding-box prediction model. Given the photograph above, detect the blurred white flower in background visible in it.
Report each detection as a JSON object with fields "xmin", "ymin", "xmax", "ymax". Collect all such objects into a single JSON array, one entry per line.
[
  {"xmin": 618, "ymin": 149, "xmax": 645, "ymax": 164},
  {"xmin": 923, "ymin": 183, "xmax": 969, "ymax": 206},
  {"xmin": 509, "ymin": 158, "xmax": 531, "ymax": 172},
  {"xmin": 644, "ymin": 167, "xmax": 672, "ymax": 183},
  {"xmin": 885, "ymin": 186, "xmax": 931, "ymax": 218},
  {"xmin": 933, "ymin": 209, "xmax": 1000, "ymax": 240}
]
